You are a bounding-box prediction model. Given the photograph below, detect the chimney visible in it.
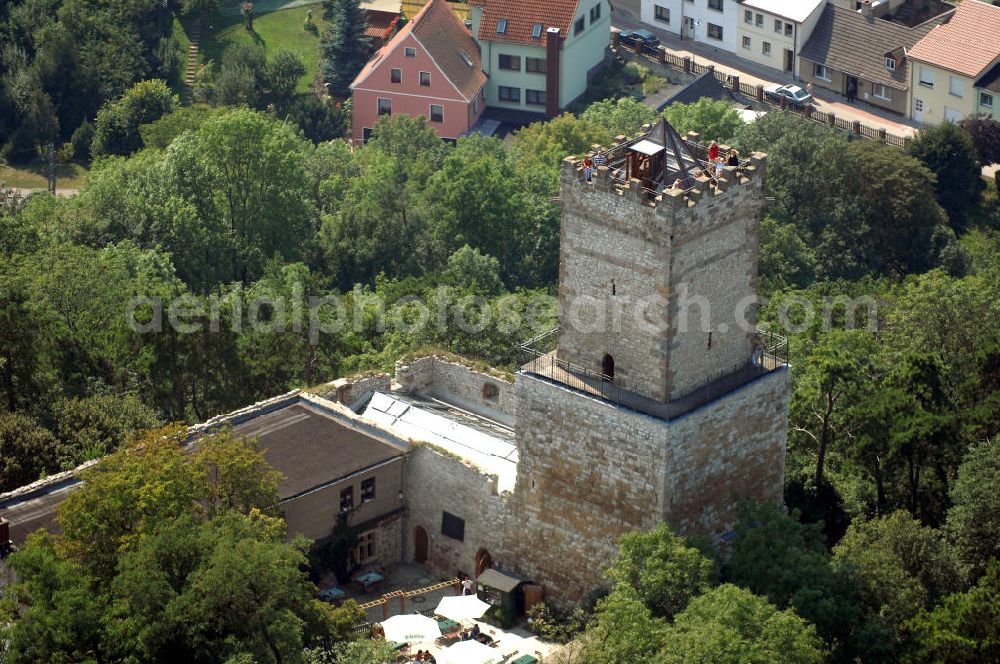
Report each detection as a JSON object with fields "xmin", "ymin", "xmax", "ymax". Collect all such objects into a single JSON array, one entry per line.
[
  {"xmin": 861, "ymin": 0, "xmax": 873, "ymax": 19},
  {"xmin": 546, "ymin": 27, "xmax": 561, "ymax": 118}
]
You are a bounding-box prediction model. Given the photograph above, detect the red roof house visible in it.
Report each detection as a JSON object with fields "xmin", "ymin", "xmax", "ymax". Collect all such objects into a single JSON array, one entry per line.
[{"xmin": 350, "ymin": 0, "xmax": 488, "ymax": 142}]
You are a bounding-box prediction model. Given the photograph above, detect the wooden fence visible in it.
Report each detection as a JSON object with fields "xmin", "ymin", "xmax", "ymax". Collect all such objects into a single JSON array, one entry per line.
[{"xmin": 614, "ymin": 37, "xmax": 911, "ymax": 149}]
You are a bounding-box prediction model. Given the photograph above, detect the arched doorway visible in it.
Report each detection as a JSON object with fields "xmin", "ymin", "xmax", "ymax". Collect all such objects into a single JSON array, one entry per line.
[
  {"xmin": 414, "ymin": 526, "xmax": 428, "ymax": 564},
  {"xmin": 601, "ymin": 353, "xmax": 615, "ymax": 381},
  {"xmin": 475, "ymin": 548, "xmax": 493, "ymax": 577}
]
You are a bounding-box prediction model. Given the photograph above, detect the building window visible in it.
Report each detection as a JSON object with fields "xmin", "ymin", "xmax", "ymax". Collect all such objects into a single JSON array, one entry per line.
[
  {"xmin": 498, "ymin": 86, "xmax": 520, "ymax": 102},
  {"xmin": 814, "ymin": 63, "xmax": 830, "ymax": 81},
  {"xmin": 914, "ymin": 98, "xmax": 923, "ymax": 112},
  {"xmin": 656, "ymin": 4, "xmax": 671, "ymax": 23},
  {"xmin": 707, "ymin": 23, "xmax": 723, "ymax": 40},
  {"xmin": 744, "ymin": 9, "xmax": 752, "ymax": 23},
  {"xmin": 762, "ymin": 41, "xmax": 771, "ymax": 55},
  {"xmin": 919, "ymin": 66, "xmax": 934, "ymax": 87},
  {"xmin": 774, "ymin": 18, "xmax": 782, "ymax": 32},
  {"xmin": 497, "ymin": 18, "xmax": 507, "ymax": 34},
  {"xmin": 526, "ymin": 89, "xmax": 546, "ymax": 106},
  {"xmin": 429, "ymin": 104, "xmax": 443, "ymax": 122},
  {"xmin": 340, "ymin": 486, "xmax": 354, "ymax": 511},
  {"xmin": 885, "ymin": 57, "xmax": 895, "ymax": 71},
  {"xmin": 708, "ymin": 0, "xmax": 722, "ymax": 11},
  {"xmin": 532, "ymin": 22, "xmax": 543, "ymax": 39},
  {"xmin": 441, "ymin": 511, "xmax": 465, "ymax": 541},
  {"xmin": 873, "ymin": 84, "xmax": 891, "ymax": 101},
  {"xmin": 404, "ymin": 47, "xmax": 416, "ymax": 57},
  {"xmin": 982, "ymin": 92, "xmax": 995, "ymax": 108},
  {"xmin": 419, "ymin": 71, "xmax": 431, "ymax": 86},
  {"xmin": 756, "ymin": 13, "xmax": 763, "ymax": 26},
  {"xmin": 590, "ymin": 3, "xmax": 601, "ymax": 22},
  {"xmin": 472, "ymin": 97, "xmax": 479, "ymax": 114},
  {"xmin": 361, "ymin": 477, "xmax": 376, "ymax": 503},
  {"xmin": 949, "ymin": 75, "xmax": 963, "ymax": 98},
  {"xmin": 377, "ymin": 98, "xmax": 391, "ymax": 116},
  {"xmin": 574, "ymin": 16, "xmax": 585, "ymax": 35},
  {"xmin": 353, "ymin": 531, "xmax": 375, "ymax": 564},
  {"xmin": 362, "ymin": 127, "xmax": 372, "ymax": 143},
  {"xmin": 498, "ymin": 54, "xmax": 521, "ymax": 71},
  {"xmin": 526, "ymin": 57, "xmax": 547, "ymax": 73},
  {"xmin": 785, "ymin": 23, "xmax": 793, "ymax": 36},
  {"xmin": 390, "ymin": 68, "xmax": 401, "ymax": 83},
  {"xmin": 742, "ymin": 35, "xmax": 751, "ymax": 49}
]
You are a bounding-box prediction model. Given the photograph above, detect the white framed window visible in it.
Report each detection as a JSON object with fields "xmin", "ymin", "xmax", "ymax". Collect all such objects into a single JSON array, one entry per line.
[
  {"xmin": 526, "ymin": 57, "xmax": 546, "ymax": 73},
  {"xmin": 498, "ymin": 85, "xmax": 520, "ymax": 102},
  {"xmin": 419, "ymin": 71, "xmax": 431, "ymax": 86},
  {"xmin": 526, "ymin": 89, "xmax": 546, "ymax": 106},
  {"xmin": 429, "ymin": 104, "xmax": 443, "ymax": 122},
  {"xmin": 762, "ymin": 41, "xmax": 771, "ymax": 56},
  {"xmin": 742, "ymin": 35, "xmax": 751, "ymax": 49},
  {"xmin": 982, "ymin": 92, "xmax": 994, "ymax": 108},
  {"xmin": 814, "ymin": 64, "xmax": 830, "ymax": 81},
  {"xmin": 708, "ymin": 0, "xmax": 723, "ymax": 11},
  {"xmin": 774, "ymin": 18, "xmax": 782, "ymax": 33},
  {"xmin": 590, "ymin": 3, "xmax": 601, "ymax": 22},
  {"xmin": 497, "ymin": 18, "xmax": 507, "ymax": 34},
  {"xmin": 949, "ymin": 75, "xmax": 963, "ymax": 98},
  {"xmin": 785, "ymin": 23, "xmax": 792, "ymax": 36},
  {"xmin": 472, "ymin": 97, "xmax": 479, "ymax": 114},
  {"xmin": 404, "ymin": 47, "xmax": 416, "ymax": 57},
  {"xmin": 656, "ymin": 4, "xmax": 671, "ymax": 23},
  {"xmin": 873, "ymin": 84, "xmax": 890, "ymax": 101},
  {"xmin": 574, "ymin": 16, "xmax": 585, "ymax": 34},
  {"xmin": 744, "ymin": 9, "xmax": 752, "ymax": 23},
  {"xmin": 756, "ymin": 13, "xmax": 763, "ymax": 26},
  {"xmin": 532, "ymin": 22, "xmax": 543, "ymax": 38},
  {"xmin": 885, "ymin": 57, "xmax": 895, "ymax": 71},
  {"xmin": 361, "ymin": 477, "xmax": 376, "ymax": 502},
  {"xmin": 498, "ymin": 54, "xmax": 521, "ymax": 71},
  {"xmin": 377, "ymin": 98, "xmax": 391, "ymax": 116},
  {"xmin": 390, "ymin": 68, "xmax": 401, "ymax": 83},
  {"xmin": 707, "ymin": 23, "xmax": 723, "ymax": 40},
  {"xmin": 919, "ymin": 66, "xmax": 934, "ymax": 87}
]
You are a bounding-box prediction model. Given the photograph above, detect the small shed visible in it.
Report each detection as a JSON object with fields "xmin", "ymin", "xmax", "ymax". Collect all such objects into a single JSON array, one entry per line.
[{"xmin": 476, "ymin": 568, "xmax": 528, "ymax": 628}]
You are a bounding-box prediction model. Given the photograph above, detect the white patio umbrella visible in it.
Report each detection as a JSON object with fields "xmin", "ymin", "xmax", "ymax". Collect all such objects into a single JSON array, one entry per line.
[
  {"xmin": 379, "ymin": 613, "xmax": 441, "ymax": 643},
  {"xmin": 438, "ymin": 639, "xmax": 503, "ymax": 664},
  {"xmin": 434, "ymin": 594, "xmax": 491, "ymax": 622}
]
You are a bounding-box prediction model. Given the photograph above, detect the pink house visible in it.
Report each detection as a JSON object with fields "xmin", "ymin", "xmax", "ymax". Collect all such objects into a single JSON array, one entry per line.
[{"xmin": 351, "ymin": 0, "xmax": 488, "ymax": 142}]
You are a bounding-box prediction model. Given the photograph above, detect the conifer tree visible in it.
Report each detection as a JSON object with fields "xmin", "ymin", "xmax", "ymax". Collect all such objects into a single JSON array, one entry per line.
[{"xmin": 320, "ymin": 0, "xmax": 370, "ymax": 98}]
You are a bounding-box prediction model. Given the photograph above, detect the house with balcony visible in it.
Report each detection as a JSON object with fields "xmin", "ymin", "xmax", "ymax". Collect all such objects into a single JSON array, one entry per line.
[
  {"xmin": 641, "ymin": 0, "xmax": 740, "ymax": 52},
  {"xmin": 906, "ymin": 0, "xmax": 1000, "ymax": 125},
  {"xmin": 468, "ymin": 0, "xmax": 612, "ymax": 117},
  {"xmin": 798, "ymin": 0, "xmax": 952, "ymax": 116},
  {"xmin": 350, "ymin": 0, "xmax": 488, "ymax": 142},
  {"xmin": 734, "ymin": 0, "xmax": 825, "ymax": 76}
]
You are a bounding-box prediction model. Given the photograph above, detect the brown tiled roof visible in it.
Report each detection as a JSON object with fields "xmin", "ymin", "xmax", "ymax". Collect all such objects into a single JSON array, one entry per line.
[
  {"xmin": 799, "ymin": 4, "xmax": 947, "ymax": 90},
  {"xmin": 364, "ymin": 10, "xmax": 398, "ymax": 39},
  {"xmin": 351, "ymin": 0, "xmax": 487, "ymax": 100},
  {"xmin": 907, "ymin": 0, "xmax": 1000, "ymax": 77},
  {"xmin": 411, "ymin": 0, "xmax": 487, "ymax": 98},
  {"xmin": 477, "ymin": 0, "xmax": 581, "ymax": 46},
  {"xmin": 978, "ymin": 61, "xmax": 1000, "ymax": 94}
]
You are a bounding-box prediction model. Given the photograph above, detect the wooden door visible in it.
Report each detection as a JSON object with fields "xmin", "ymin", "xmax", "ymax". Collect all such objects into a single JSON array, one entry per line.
[{"xmin": 415, "ymin": 526, "xmax": 428, "ymax": 564}]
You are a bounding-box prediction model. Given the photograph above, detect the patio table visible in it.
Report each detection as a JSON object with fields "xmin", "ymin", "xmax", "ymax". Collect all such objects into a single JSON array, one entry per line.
[
  {"xmin": 355, "ymin": 571, "xmax": 384, "ymax": 593},
  {"xmin": 511, "ymin": 655, "xmax": 539, "ymax": 664},
  {"xmin": 437, "ymin": 619, "xmax": 460, "ymax": 635}
]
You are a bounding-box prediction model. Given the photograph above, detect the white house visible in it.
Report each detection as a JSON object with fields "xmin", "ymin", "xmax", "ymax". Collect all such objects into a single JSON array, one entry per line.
[
  {"xmin": 640, "ymin": 0, "xmax": 739, "ymax": 52},
  {"xmin": 735, "ymin": 0, "xmax": 826, "ymax": 76}
]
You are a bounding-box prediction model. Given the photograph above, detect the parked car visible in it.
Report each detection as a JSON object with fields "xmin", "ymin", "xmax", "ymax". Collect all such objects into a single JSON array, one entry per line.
[
  {"xmin": 618, "ymin": 29, "xmax": 661, "ymax": 55},
  {"xmin": 764, "ymin": 83, "xmax": 813, "ymax": 107}
]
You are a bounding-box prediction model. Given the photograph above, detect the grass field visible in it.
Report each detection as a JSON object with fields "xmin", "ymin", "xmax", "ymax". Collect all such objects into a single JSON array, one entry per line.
[
  {"xmin": 201, "ymin": 2, "xmax": 327, "ymax": 93},
  {"xmin": 1, "ymin": 161, "xmax": 89, "ymax": 190}
]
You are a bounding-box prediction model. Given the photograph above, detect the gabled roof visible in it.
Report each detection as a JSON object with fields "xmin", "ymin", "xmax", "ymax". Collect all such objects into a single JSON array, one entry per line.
[
  {"xmin": 977, "ymin": 61, "xmax": 1000, "ymax": 94},
  {"xmin": 476, "ymin": 0, "xmax": 582, "ymax": 46},
  {"xmin": 659, "ymin": 69, "xmax": 739, "ymax": 110},
  {"xmin": 907, "ymin": 0, "xmax": 1000, "ymax": 77},
  {"xmin": 799, "ymin": 4, "xmax": 945, "ymax": 90},
  {"xmin": 351, "ymin": 0, "xmax": 487, "ymax": 100}
]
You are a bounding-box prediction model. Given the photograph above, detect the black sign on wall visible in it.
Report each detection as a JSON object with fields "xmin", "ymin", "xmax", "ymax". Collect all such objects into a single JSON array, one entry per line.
[{"xmin": 441, "ymin": 511, "xmax": 465, "ymax": 541}]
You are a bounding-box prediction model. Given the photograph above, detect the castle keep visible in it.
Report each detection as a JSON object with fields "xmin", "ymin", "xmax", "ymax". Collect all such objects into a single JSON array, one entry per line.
[{"xmin": 1, "ymin": 121, "xmax": 790, "ymax": 611}]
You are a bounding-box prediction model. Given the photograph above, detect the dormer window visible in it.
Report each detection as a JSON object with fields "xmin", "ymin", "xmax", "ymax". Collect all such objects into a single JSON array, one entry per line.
[
  {"xmin": 460, "ymin": 51, "xmax": 475, "ymax": 67},
  {"xmin": 532, "ymin": 22, "xmax": 543, "ymax": 39},
  {"xmin": 497, "ymin": 18, "xmax": 507, "ymax": 34},
  {"xmin": 885, "ymin": 56, "xmax": 896, "ymax": 71}
]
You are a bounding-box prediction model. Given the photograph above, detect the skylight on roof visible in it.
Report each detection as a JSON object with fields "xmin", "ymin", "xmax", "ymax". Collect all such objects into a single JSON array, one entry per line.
[
  {"xmin": 497, "ymin": 18, "xmax": 507, "ymax": 34},
  {"xmin": 532, "ymin": 23, "xmax": 543, "ymax": 38},
  {"xmin": 460, "ymin": 51, "xmax": 475, "ymax": 67}
]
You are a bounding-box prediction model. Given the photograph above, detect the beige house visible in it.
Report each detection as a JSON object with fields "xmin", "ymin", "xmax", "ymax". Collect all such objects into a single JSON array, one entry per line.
[
  {"xmin": 906, "ymin": 0, "xmax": 1000, "ymax": 125},
  {"xmin": 735, "ymin": 0, "xmax": 826, "ymax": 76}
]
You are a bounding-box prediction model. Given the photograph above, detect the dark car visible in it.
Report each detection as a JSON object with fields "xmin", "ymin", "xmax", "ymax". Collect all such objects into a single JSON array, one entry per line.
[{"xmin": 618, "ymin": 28, "xmax": 661, "ymax": 54}]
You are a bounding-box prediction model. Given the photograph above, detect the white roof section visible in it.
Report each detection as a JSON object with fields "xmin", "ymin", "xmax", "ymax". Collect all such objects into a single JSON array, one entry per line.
[
  {"xmin": 362, "ymin": 392, "xmax": 519, "ymax": 492},
  {"xmin": 361, "ymin": 0, "xmax": 402, "ymax": 13},
  {"xmin": 631, "ymin": 139, "xmax": 665, "ymax": 156},
  {"xmin": 735, "ymin": 108, "xmax": 767, "ymax": 123},
  {"xmin": 740, "ymin": 0, "xmax": 824, "ymax": 23}
]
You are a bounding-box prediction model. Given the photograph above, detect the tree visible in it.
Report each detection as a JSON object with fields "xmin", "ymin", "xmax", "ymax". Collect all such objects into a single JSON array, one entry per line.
[
  {"xmin": 758, "ymin": 217, "xmax": 817, "ymax": 292},
  {"xmin": 578, "ymin": 588, "xmax": 670, "ymax": 664},
  {"xmin": 906, "ymin": 122, "xmax": 982, "ymax": 231},
  {"xmin": 49, "ymin": 393, "xmax": 162, "ymax": 468},
  {"xmin": 183, "ymin": 0, "xmax": 221, "ymax": 17},
  {"xmin": 265, "ymin": 49, "xmax": 307, "ymax": 102},
  {"xmin": 662, "ymin": 98, "xmax": 743, "ymax": 144},
  {"xmin": 443, "ymin": 245, "xmax": 504, "ymax": 296},
  {"xmin": 947, "ymin": 438, "xmax": 1000, "ymax": 578},
  {"xmin": 605, "ymin": 522, "xmax": 714, "ymax": 620},
  {"xmin": 0, "ymin": 412, "xmax": 59, "ymax": 493},
  {"xmin": 581, "ymin": 97, "xmax": 658, "ymax": 136},
  {"xmin": 660, "ymin": 584, "xmax": 826, "ymax": 664},
  {"xmin": 322, "ymin": 639, "xmax": 396, "ymax": 663},
  {"xmin": 958, "ymin": 114, "xmax": 1000, "ymax": 165},
  {"xmin": 91, "ymin": 80, "xmax": 177, "ymax": 157},
  {"xmin": 832, "ymin": 511, "xmax": 964, "ymax": 642},
  {"xmin": 285, "ymin": 95, "xmax": 349, "ymax": 143},
  {"xmin": 320, "ymin": 0, "xmax": 371, "ymax": 98}
]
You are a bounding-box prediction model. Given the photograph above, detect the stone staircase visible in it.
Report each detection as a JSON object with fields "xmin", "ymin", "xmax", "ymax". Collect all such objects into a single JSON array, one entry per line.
[{"xmin": 184, "ymin": 22, "xmax": 202, "ymax": 94}]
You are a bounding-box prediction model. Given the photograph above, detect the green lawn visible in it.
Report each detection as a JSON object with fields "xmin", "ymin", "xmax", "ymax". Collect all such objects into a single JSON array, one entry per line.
[
  {"xmin": 1, "ymin": 161, "xmax": 89, "ymax": 190},
  {"xmin": 201, "ymin": 3, "xmax": 328, "ymax": 93}
]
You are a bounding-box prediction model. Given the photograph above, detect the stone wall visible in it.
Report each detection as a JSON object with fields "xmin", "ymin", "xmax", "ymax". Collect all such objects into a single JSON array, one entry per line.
[
  {"xmin": 315, "ymin": 374, "xmax": 393, "ymax": 409},
  {"xmin": 396, "ymin": 356, "xmax": 516, "ymax": 425},
  {"xmin": 402, "ymin": 445, "xmax": 513, "ymax": 580}
]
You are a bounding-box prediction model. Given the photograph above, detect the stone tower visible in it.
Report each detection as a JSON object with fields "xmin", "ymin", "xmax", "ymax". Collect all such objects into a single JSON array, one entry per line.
[{"xmin": 510, "ymin": 120, "xmax": 791, "ymax": 607}]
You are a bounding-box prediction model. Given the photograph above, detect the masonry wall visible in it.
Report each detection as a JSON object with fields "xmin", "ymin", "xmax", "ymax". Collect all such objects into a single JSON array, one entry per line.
[
  {"xmin": 396, "ymin": 356, "xmax": 516, "ymax": 423},
  {"xmin": 402, "ymin": 445, "xmax": 513, "ymax": 580}
]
